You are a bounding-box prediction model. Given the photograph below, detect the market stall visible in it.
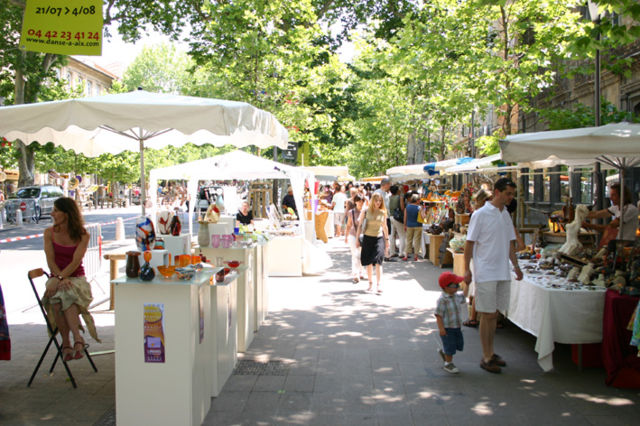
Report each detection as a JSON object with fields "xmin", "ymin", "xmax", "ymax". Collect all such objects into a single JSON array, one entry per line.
[
  {"xmin": 499, "ymin": 123, "xmax": 640, "ymax": 376},
  {"xmin": 148, "ymin": 150, "xmax": 319, "ymax": 277},
  {"xmin": 504, "ymin": 262, "xmax": 606, "ymax": 371}
]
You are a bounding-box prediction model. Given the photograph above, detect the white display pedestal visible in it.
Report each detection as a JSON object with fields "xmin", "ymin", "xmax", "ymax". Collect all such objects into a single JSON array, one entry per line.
[
  {"xmin": 199, "ymin": 246, "xmax": 256, "ymax": 352},
  {"xmin": 253, "ymin": 242, "xmax": 268, "ymax": 331},
  {"xmin": 162, "ymin": 234, "xmax": 191, "ymax": 257},
  {"xmin": 149, "ymin": 249, "xmax": 169, "ymax": 269},
  {"xmin": 208, "ymin": 273, "xmax": 238, "ymax": 397},
  {"xmin": 267, "ymin": 235, "xmax": 303, "ymax": 276},
  {"xmin": 234, "ymin": 264, "xmax": 255, "ymax": 352},
  {"xmin": 303, "ymin": 220, "xmax": 315, "ymax": 242},
  {"xmin": 113, "ymin": 268, "xmax": 217, "ymax": 426},
  {"xmin": 208, "ymin": 222, "xmax": 233, "ymax": 236}
]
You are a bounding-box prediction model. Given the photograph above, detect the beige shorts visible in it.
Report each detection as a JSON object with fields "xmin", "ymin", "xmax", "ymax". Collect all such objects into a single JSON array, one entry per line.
[{"xmin": 475, "ymin": 280, "xmax": 510, "ymax": 314}]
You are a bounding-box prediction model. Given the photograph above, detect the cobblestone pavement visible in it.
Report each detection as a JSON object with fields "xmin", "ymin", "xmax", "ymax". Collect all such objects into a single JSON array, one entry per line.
[{"xmin": 1, "ymin": 238, "xmax": 639, "ymax": 425}]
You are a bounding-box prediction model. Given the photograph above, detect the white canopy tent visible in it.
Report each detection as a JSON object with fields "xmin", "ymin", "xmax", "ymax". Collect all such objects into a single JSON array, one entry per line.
[
  {"xmin": 385, "ymin": 164, "xmax": 427, "ymax": 182},
  {"xmin": 501, "ymin": 122, "xmax": 640, "ymax": 235},
  {"xmin": 148, "ymin": 150, "xmax": 314, "ymax": 239},
  {"xmin": 0, "ymin": 90, "xmax": 288, "ymax": 214}
]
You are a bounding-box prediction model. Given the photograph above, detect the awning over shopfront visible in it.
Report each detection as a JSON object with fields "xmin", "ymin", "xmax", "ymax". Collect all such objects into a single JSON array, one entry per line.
[
  {"xmin": 424, "ymin": 157, "xmax": 474, "ymax": 176},
  {"xmin": 443, "ymin": 153, "xmax": 512, "ymax": 174}
]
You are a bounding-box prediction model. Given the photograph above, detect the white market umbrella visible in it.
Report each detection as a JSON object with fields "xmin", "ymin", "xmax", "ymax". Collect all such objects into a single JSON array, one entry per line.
[
  {"xmin": 0, "ymin": 90, "xmax": 289, "ymax": 214},
  {"xmin": 385, "ymin": 164, "xmax": 427, "ymax": 182},
  {"xmin": 501, "ymin": 122, "xmax": 640, "ymax": 238}
]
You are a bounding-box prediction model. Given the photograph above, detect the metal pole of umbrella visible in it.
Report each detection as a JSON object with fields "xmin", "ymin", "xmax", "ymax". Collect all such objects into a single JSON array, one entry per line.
[{"xmin": 139, "ymin": 136, "xmax": 146, "ymax": 216}]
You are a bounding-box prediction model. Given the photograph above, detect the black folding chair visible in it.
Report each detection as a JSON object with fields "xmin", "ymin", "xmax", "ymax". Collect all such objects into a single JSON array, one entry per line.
[{"xmin": 27, "ymin": 268, "xmax": 98, "ymax": 388}]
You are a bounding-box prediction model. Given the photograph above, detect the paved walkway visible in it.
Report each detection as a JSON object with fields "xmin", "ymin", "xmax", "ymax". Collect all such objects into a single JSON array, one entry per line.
[{"xmin": 1, "ymin": 238, "xmax": 639, "ymax": 425}]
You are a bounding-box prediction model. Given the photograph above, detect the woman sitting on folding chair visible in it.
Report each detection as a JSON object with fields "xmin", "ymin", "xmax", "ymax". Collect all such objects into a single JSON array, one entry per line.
[{"xmin": 43, "ymin": 197, "xmax": 100, "ymax": 362}]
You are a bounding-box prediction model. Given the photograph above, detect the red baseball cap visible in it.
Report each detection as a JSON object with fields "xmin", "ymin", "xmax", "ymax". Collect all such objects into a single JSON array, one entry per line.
[{"xmin": 439, "ymin": 271, "xmax": 464, "ymax": 289}]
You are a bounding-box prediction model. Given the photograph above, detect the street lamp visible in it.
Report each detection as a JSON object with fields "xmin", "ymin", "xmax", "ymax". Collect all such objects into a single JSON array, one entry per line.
[
  {"xmin": 588, "ymin": 0, "xmax": 601, "ymax": 126},
  {"xmin": 587, "ymin": 1, "xmax": 604, "ymax": 211}
]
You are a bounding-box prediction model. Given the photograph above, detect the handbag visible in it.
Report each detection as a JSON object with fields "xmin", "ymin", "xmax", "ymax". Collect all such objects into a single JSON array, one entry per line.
[
  {"xmin": 358, "ymin": 210, "xmax": 367, "ymax": 244},
  {"xmin": 392, "ymin": 207, "xmax": 403, "ymax": 222}
]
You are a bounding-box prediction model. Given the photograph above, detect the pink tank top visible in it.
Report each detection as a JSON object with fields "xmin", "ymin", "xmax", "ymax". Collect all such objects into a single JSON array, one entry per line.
[{"xmin": 53, "ymin": 238, "xmax": 85, "ymax": 277}]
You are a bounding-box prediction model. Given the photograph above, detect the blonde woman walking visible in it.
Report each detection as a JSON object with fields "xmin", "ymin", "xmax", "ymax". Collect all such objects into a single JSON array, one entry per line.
[{"xmin": 356, "ymin": 192, "xmax": 389, "ymax": 294}]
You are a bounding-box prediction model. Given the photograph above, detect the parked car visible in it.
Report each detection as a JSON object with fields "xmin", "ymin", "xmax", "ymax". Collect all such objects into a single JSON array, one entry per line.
[{"xmin": 4, "ymin": 185, "xmax": 64, "ymax": 223}]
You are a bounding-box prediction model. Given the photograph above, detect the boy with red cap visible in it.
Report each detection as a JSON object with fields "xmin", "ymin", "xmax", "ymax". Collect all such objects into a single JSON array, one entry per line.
[{"xmin": 435, "ymin": 271, "xmax": 468, "ymax": 374}]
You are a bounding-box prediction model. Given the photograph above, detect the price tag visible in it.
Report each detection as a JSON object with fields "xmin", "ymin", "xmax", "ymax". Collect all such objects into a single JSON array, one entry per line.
[{"xmin": 19, "ymin": 0, "xmax": 103, "ymax": 56}]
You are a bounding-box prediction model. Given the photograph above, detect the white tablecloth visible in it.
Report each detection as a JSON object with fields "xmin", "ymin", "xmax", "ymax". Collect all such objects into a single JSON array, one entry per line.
[{"xmin": 503, "ymin": 275, "xmax": 606, "ymax": 371}]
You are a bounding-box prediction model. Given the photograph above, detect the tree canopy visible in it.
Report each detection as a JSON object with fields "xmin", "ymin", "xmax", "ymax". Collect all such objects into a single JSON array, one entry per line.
[{"xmin": 2, "ymin": 0, "xmax": 640, "ymax": 182}]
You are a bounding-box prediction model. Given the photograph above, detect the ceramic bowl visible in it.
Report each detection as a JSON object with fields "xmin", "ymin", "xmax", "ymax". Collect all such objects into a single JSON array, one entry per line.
[
  {"xmin": 157, "ymin": 265, "xmax": 176, "ymax": 279},
  {"xmin": 175, "ymin": 267, "xmax": 196, "ymax": 280}
]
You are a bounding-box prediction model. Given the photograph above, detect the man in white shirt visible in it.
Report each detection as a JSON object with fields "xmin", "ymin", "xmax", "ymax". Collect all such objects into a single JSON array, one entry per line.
[
  {"xmin": 332, "ymin": 185, "xmax": 348, "ymax": 237},
  {"xmin": 464, "ymin": 177, "xmax": 523, "ymax": 374}
]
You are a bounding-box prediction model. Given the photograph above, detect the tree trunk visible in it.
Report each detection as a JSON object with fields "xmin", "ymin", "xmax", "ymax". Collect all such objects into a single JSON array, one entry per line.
[
  {"xmin": 14, "ymin": 56, "xmax": 35, "ymax": 187},
  {"xmin": 439, "ymin": 125, "xmax": 447, "ymax": 161},
  {"xmin": 415, "ymin": 129, "xmax": 426, "ymax": 164},
  {"xmin": 406, "ymin": 131, "xmax": 416, "ymax": 164}
]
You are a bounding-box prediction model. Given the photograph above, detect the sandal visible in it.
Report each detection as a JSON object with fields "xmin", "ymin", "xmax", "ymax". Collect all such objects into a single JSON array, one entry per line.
[
  {"xmin": 463, "ymin": 319, "xmax": 479, "ymax": 328},
  {"xmin": 73, "ymin": 340, "xmax": 88, "ymax": 360},
  {"xmin": 352, "ymin": 277, "xmax": 359, "ymax": 284},
  {"xmin": 62, "ymin": 345, "xmax": 73, "ymax": 362},
  {"xmin": 376, "ymin": 288, "xmax": 383, "ymax": 294},
  {"xmin": 365, "ymin": 284, "xmax": 373, "ymax": 293}
]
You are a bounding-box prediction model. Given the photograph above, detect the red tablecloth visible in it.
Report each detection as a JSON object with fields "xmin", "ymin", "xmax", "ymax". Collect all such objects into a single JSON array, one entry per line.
[
  {"xmin": 0, "ymin": 284, "xmax": 10, "ymax": 361},
  {"xmin": 603, "ymin": 290, "xmax": 640, "ymax": 387}
]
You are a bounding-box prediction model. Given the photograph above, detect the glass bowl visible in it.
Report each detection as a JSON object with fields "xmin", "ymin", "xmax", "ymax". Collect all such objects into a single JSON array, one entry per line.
[{"xmin": 157, "ymin": 265, "xmax": 176, "ymax": 279}]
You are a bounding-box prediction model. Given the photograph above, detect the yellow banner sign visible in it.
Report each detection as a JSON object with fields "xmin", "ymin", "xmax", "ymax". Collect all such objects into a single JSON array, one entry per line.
[{"xmin": 20, "ymin": 0, "xmax": 103, "ymax": 56}]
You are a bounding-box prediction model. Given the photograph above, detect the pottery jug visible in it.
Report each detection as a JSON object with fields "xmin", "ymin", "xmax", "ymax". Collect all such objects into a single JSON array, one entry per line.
[{"xmin": 126, "ymin": 251, "xmax": 141, "ymax": 278}]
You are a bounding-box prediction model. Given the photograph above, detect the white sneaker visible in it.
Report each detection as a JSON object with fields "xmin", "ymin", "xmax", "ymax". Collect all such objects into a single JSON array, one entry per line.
[{"xmin": 443, "ymin": 363, "xmax": 459, "ymax": 374}]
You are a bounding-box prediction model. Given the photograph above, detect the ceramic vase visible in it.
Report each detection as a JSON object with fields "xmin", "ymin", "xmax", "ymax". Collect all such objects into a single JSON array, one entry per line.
[
  {"xmin": 156, "ymin": 210, "xmax": 174, "ymax": 235},
  {"xmin": 170, "ymin": 215, "xmax": 182, "ymax": 236},
  {"xmin": 135, "ymin": 216, "xmax": 156, "ymax": 252},
  {"xmin": 198, "ymin": 221, "xmax": 210, "ymax": 247}
]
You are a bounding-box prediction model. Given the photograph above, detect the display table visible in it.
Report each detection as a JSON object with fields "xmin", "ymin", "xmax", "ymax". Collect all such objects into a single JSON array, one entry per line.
[
  {"xmin": 200, "ymin": 246, "xmax": 257, "ymax": 352},
  {"xmin": 113, "ymin": 268, "xmax": 218, "ymax": 426},
  {"xmin": 208, "ymin": 272, "xmax": 238, "ymax": 396},
  {"xmin": 446, "ymin": 248, "xmax": 465, "ymax": 276},
  {"xmin": 602, "ymin": 290, "xmax": 640, "ymax": 388},
  {"xmin": 504, "ymin": 274, "xmax": 606, "ymax": 371},
  {"xmin": 266, "ymin": 235, "xmax": 303, "ymax": 276},
  {"xmin": 427, "ymin": 233, "xmax": 451, "ymax": 266}
]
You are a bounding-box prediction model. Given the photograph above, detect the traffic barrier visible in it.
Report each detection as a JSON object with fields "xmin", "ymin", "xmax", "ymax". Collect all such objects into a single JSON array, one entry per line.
[
  {"xmin": 85, "ymin": 223, "xmax": 102, "ymax": 283},
  {"xmin": 0, "ymin": 215, "xmax": 137, "ymax": 244},
  {"xmin": 15, "ymin": 209, "xmax": 23, "ymax": 227}
]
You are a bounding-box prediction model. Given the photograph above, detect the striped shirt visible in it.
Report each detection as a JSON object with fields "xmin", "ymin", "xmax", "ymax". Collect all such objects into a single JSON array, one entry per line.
[{"xmin": 435, "ymin": 293, "xmax": 466, "ymax": 328}]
